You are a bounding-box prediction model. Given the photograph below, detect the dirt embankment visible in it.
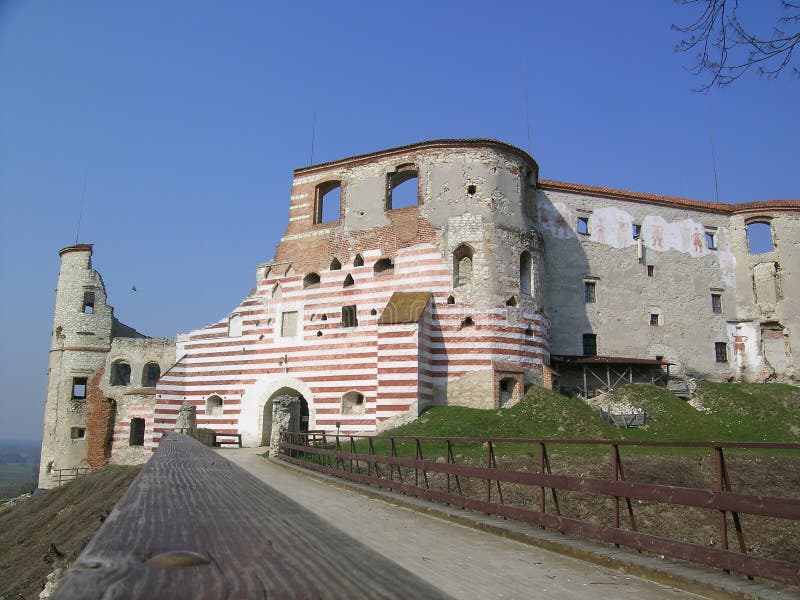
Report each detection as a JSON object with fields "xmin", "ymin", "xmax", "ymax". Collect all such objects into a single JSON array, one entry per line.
[{"xmin": 0, "ymin": 465, "xmax": 141, "ymax": 600}]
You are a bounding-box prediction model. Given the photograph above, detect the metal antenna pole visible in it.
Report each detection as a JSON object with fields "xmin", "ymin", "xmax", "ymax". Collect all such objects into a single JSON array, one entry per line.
[
  {"xmin": 310, "ymin": 110, "xmax": 316, "ymax": 165},
  {"xmin": 524, "ymin": 65, "xmax": 532, "ymax": 156},
  {"xmin": 75, "ymin": 167, "xmax": 88, "ymax": 244},
  {"xmin": 706, "ymin": 96, "xmax": 720, "ymax": 203}
]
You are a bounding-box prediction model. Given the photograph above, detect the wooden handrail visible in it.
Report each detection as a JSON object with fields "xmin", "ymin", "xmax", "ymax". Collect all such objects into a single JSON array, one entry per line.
[{"xmin": 52, "ymin": 432, "xmax": 447, "ymax": 599}]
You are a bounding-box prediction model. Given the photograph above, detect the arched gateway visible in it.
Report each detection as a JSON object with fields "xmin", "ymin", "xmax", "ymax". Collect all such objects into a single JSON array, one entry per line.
[{"xmin": 238, "ymin": 377, "xmax": 315, "ymax": 447}]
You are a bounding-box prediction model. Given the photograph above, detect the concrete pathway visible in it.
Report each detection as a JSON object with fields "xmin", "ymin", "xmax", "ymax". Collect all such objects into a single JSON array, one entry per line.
[{"xmin": 220, "ymin": 446, "xmax": 700, "ymax": 600}]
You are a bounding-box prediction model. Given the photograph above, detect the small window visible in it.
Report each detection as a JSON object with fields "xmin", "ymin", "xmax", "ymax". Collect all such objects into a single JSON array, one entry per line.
[
  {"xmin": 705, "ymin": 229, "xmax": 717, "ymax": 250},
  {"xmin": 746, "ymin": 221, "xmax": 774, "ymax": 254},
  {"xmin": 650, "ymin": 313, "xmax": 660, "ymax": 326},
  {"xmin": 342, "ymin": 305, "xmax": 358, "ymax": 328},
  {"xmin": 711, "ymin": 293, "xmax": 723, "ymax": 314},
  {"xmin": 330, "ymin": 258, "xmax": 342, "ymax": 271},
  {"xmin": 70, "ymin": 427, "xmax": 86, "ymax": 440},
  {"xmin": 582, "ymin": 334, "xmax": 597, "ymax": 357},
  {"xmin": 370, "ymin": 308, "xmax": 377, "ymax": 316},
  {"xmin": 446, "ymin": 295, "xmax": 455, "ymax": 305},
  {"xmin": 386, "ymin": 165, "xmax": 419, "ymax": 210},
  {"xmin": 715, "ymin": 342, "xmax": 728, "ymax": 363},
  {"xmin": 353, "ymin": 254, "xmax": 364, "ymax": 267},
  {"xmin": 141, "ymin": 362, "xmax": 160, "ymax": 387},
  {"xmin": 228, "ymin": 313, "xmax": 243, "ymax": 337},
  {"xmin": 460, "ymin": 317, "xmax": 475, "ymax": 328},
  {"xmin": 82, "ymin": 291, "xmax": 95, "ymax": 314},
  {"xmin": 341, "ymin": 391, "xmax": 366, "ymax": 415},
  {"xmin": 281, "ymin": 311, "xmax": 298, "ymax": 337},
  {"xmin": 303, "ymin": 272, "xmax": 321, "ymax": 289},
  {"xmin": 72, "ymin": 377, "xmax": 88, "ymax": 400},
  {"xmin": 373, "ymin": 258, "xmax": 394, "ymax": 275},
  {"xmin": 315, "ymin": 181, "xmax": 342, "ymax": 224},
  {"xmin": 271, "ymin": 283, "xmax": 283, "ymax": 299},
  {"xmin": 129, "ymin": 418, "xmax": 145, "ymax": 446},
  {"xmin": 577, "ymin": 216, "xmax": 589, "ymax": 235},
  {"xmin": 506, "ymin": 296, "xmax": 517, "ymax": 307},
  {"xmin": 632, "ymin": 223, "xmax": 641, "ymax": 239},
  {"xmin": 206, "ymin": 395, "xmax": 223, "ymax": 416},
  {"xmin": 110, "ymin": 361, "xmax": 131, "ymax": 386},
  {"xmin": 647, "ymin": 265, "xmax": 655, "ymax": 277},
  {"xmin": 453, "ymin": 244, "xmax": 474, "ymax": 287},
  {"xmin": 520, "ymin": 251, "xmax": 532, "ymax": 295},
  {"xmin": 343, "ymin": 274, "xmax": 355, "ymax": 288},
  {"xmin": 584, "ymin": 281, "xmax": 596, "ymax": 303},
  {"xmin": 525, "ymin": 326, "xmax": 533, "ymax": 337}
]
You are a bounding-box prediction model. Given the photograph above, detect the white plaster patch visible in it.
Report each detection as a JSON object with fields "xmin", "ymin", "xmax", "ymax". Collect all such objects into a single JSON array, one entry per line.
[
  {"xmin": 641, "ymin": 216, "xmax": 708, "ymax": 257},
  {"xmin": 538, "ymin": 200, "xmax": 575, "ymax": 239},
  {"xmin": 588, "ymin": 206, "xmax": 636, "ymax": 249}
]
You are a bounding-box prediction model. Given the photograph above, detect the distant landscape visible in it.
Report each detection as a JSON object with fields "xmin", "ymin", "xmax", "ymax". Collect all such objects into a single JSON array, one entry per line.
[{"xmin": 0, "ymin": 440, "xmax": 40, "ymax": 498}]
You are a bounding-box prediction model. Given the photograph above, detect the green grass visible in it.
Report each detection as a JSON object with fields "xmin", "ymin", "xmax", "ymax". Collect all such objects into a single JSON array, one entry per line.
[{"xmin": 360, "ymin": 382, "xmax": 800, "ymax": 458}]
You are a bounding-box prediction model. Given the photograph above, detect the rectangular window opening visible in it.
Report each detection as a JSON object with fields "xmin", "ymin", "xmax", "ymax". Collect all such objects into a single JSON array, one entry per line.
[
  {"xmin": 341, "ymin": 305, "xmax": 358, "ymax": 328},
  {"xmin": 711, "ymin": 293, "xmax": 722, "ymax": 314},
  {"xmin": 714, "ymin": 342, "xmax": 728, "ymax": 363},
  {"xmin": 650, "ymin": 313, "xmax": 660, "ymax": 326},
  {"xmin": 582, "ymin": 333, "xmax": 597, "ymax": 357},
  {"xmin": 71, "ymin": 377, "xmax": 88, "ymax": 400},
  {"xmin": 315, "ymin": 181, "xmax": 342, "ymax": 224},
  {"xmin": 82, "ymin": 291, "xmax": 95, "ymax": 314},
  {"xmin": 576, "ymin": 216, "xmax": 590, "ymax": 235},
  {"xmin": 632, "ymin": 223, "xmax": 641, "ymax": 239},
  {"xmin": 70, "ymin": 427, "xmax": 86, "ymax": 440},
  {"xmin": 705, "ymin": 229, "xmax": 717, "ymax": 250},
  {"xmin": 647, "ymin": 265, "xmax": 655, "ymax": 277},
  {"xmin": 129, "ymin": 418, "xmax": 145, "ymax": 446},
  {"xmin": 583, "ymin": 281, "xmax": 596, "ymax": 303}
]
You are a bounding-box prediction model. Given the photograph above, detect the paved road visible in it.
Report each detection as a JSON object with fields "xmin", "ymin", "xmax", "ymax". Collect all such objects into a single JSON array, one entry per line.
[{"xmin": 221, "ymin": 446, "xmax": 700, "ymax": 600}]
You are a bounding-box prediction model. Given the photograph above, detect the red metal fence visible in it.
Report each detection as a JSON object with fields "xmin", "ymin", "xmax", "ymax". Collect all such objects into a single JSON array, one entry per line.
[{"xmin": 278, "ymin": 433, "xmax": 800, "ymax": 587}]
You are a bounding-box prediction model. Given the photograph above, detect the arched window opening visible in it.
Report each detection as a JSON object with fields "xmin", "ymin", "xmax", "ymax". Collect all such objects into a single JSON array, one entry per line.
[
  {"xmin": 228, "ymin": 313, "xmax": 243, "ymax": 337},
  {"xmin": 453, "ymin": 244, "xmax": 474, "ymax": 287},
  {"xmin": 206, "ymin": 395, "xmax": 223, "ymax": 416},
  {"xmin": 82, "ymin": 291, "xmax": 95, "ymax": 314},
  {"xmin": 320, "ymin": 314, "xmax": 328, "ymax": 321},
  {"xmin": 370, "ymin": 308, "xmax": 378, "ymax": 316},
  {"xmin": 343, "ymin": 274, "xmax": 355, "ymax": 288},
  {"xmin": 110, "ymin": 361, "xmax": 131, "ymax": 386},
  {"xmin": 341, "ymin": 305, "xmax": 358, "ymax": 328},
  {"xmin": 341, "ymin": 391, "xmax": 366, "ymax": 415},
  {"xmin": 141, "ymin": 362, "xmax": 161, "ymax": 387},
  {"xmin": 353, "ymin": 254, "xmax": 364, "ymax": 267},
  {"xmin": 373, "ymin": 257, "xmax": 394, "ymax": 275},
  {"xmin": 446, "ymin": 295, "xmax": 455, "ymax": 305},
  {"xmin": 330, "ymin": 258, "xmax": 342, "ymax": 271},
  {"xmin": 271, "ymin": 283, "xmax": 283, "ymax": 299},
  {"xmin": 746, "ymin": 221, "xmax": 774, "ymax": 254},
  {"xmin": 525, "ymin": 326, "xmax": 533, "ymax": 337},
  {"xmin": 315, "ymin": 181, "xmax": 342, "ymax": 224},
  {"xmin": 386, "ymin": 164, "xmax": 419, "ymax": 210},
  {"xmin": 506, "ymin": 296, "xmax": 517, "ymax": 307},
  {"xmin": 303, "ymin": 272, "xmax": 321, "ymax": 289},
  {"xmin": 520, "ymin": 251, "xmax": 533, "ymax": 295},
  {"xmin": 461, "ymin": 317, "xmax": 475, "ymax": 329},
  {"xmin": 129, "ymin": 418, "xmax": 145, "ymax": 446}
]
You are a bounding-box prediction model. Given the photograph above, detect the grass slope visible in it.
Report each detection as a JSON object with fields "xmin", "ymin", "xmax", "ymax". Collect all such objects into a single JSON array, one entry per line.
[
  {"xmin": 0, "ymin": 465, "xmax": 141, "ymax": 600},
  {"xmin": 374, "ymin": 383, "xmax": 800, "ymax": 457}
]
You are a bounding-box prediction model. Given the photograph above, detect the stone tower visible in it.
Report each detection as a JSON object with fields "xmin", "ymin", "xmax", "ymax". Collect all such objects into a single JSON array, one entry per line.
[{"xmin": 38, "ymin": 244, "xmax": 114, "ymax": 487}]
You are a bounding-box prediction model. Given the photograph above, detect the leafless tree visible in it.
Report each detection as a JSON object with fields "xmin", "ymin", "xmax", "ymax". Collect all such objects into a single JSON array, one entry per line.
[{"xmin": 674, "ymin": 0, "xmax": 800, "ymax": 90}]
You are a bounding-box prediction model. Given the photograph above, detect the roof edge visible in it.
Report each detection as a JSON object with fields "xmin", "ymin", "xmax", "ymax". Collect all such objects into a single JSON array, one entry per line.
[
  {"xmin": 539, "ymin": 180, "xmax": 800, "ymax": 215},
  {"xmin": 294, "ymin": 138, "xmax": 539, "ymax": 179}
]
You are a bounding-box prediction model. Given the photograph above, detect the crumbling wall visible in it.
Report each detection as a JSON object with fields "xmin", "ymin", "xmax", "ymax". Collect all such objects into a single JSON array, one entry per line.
[{"xmin": 85, "ymin": 367, "xmax": 114, "ymax": 469}]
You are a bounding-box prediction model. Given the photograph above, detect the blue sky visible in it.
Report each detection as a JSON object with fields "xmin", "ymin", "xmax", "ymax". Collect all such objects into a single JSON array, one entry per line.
[{"xmin": 1, "ymin": 1, "xmax": 797, "ymax": 440}]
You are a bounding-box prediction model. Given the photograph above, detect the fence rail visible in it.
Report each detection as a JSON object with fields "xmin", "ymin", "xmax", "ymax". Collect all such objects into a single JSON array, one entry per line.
[
  {"xmin": 278, "ymin": 432, "xmax": 800, "ymax": 587},
  {"xmin": 51, "ymin": 466, "xmax": 89, "ymax": 486}
]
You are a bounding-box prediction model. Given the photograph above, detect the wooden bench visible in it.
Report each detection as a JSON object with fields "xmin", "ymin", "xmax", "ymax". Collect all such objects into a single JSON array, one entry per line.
[{"xmin": 211, "ymin": 432, "xmax": 242, "ymax": 448}]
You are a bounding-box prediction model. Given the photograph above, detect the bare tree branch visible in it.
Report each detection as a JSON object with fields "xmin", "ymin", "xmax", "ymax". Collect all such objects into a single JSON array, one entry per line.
[{"xmin": 673, "ymin": 0, "xmax": 800, "ymax": 91}]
